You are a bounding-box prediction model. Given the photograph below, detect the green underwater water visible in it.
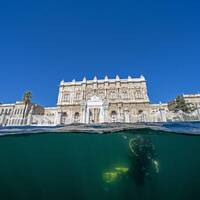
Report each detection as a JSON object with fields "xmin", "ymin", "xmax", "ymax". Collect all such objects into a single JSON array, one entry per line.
[{"xmin": 0, "ymin": 131, "xmax": 200, "ymax": 200}]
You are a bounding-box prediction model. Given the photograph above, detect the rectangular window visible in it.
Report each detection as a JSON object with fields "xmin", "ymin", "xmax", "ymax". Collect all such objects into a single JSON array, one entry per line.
[{"xmin": 64, "ymin": 94, "xmax": 70, "ymax": 102}]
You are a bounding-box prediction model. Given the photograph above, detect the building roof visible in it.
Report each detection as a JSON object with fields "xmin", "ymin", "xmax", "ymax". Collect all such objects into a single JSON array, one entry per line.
[{"xmin": 60, "ymin": 75, "xmax": 146, "ymax": 86}]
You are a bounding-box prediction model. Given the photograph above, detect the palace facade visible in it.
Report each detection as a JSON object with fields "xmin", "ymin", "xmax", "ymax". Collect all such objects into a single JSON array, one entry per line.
[
  {"xmin": 0, "ymin": 101, "xmax": 44, "ymax": 126},
  {"xmin": 0, "ymin": 75, "xmax": 200, "ymax": 126},
  {"xmin": 56, "ymin": 75, "xmax": 152, "ymax": 124}
]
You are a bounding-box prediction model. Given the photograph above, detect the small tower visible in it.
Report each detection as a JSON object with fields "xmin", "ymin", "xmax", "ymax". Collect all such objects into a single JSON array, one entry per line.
[
  {"xmin": 104, "ymin": 75, "xmax": 109, "ymax": 81},
  {"xmin": 60, "ymin": 80, "xmax": 64, "ymax": 85},
  {"xmin": 93, "ymin": 76, "xmax": 97, "ymax": 82},
  {"xmin": 116, "ymin": 75, "xmax": 120, "ymax": 81},
  {"xmin": 128, "ymin": 75, "xmax": 132, "ymax": 81},
  {"xmin": 140, "ymin": 75, "xmax": 145, "ymax": 80},
  {"xmin": 82, "ymin": 77, "xmax": 87, "ymax": 83}
]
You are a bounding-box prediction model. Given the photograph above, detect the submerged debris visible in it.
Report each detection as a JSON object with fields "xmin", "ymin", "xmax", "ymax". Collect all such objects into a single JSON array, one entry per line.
[
  {"xmin": 115, "ymin": 167, "xmax": 129, "ymax": 174},
  {"xmin": 103, "ymin": 166, "xmax": 129, "ymax": 183},
  {"xmin": 103, "ymin": 172, "xmax": 118, "ymax": 183}
]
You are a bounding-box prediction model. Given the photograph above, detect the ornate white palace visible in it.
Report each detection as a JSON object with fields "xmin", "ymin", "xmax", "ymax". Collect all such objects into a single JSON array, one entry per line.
[
  {"xmin": 0, "ymin": 75, "xmax": 200, "ymax": 126},
  {"xmin": 57, "ymin": 75, "xmax": 152, "ymax": 124}
]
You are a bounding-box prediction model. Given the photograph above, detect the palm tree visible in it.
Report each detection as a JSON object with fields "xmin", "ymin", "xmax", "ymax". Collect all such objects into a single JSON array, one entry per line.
[{"xmin": 22, "ymin": 91, "xmax": 32, "ymax": 124}]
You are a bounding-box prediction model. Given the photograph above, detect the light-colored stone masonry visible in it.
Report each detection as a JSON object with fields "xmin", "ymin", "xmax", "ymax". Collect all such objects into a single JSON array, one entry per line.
[{"xmin": 0, "ymin": 75, "xmax": 200, "ymax": 126}]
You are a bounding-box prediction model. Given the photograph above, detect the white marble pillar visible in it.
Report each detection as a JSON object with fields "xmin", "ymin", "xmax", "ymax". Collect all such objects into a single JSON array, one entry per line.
[
  {"xmin": 86, "ymin": 107, "xmax": 90, "ymax": 123},
  {"xmin": 124, "ymin": 111, "xmax": 130, "ymax": 123},
  {"xmin": 55, "ymin": 109, "xmax": 62, "ymax": 125},
  {"xmin": 27, "ymin": 114, "xmax": 32, "ymax": 125},
  {"xmin": 159, "ymin": 109, "xmax": 167, "ymax": 122},
  {"xmin": 99, "ymin": 107, "xmax": 104, "ymax": 123},
  {"xmin": 81, "ymin": 104, "xmax": 86, "ymax": 123},
  {"xmin": 103, "ymin": 106, "xmax": 109, "ymax": 123}
]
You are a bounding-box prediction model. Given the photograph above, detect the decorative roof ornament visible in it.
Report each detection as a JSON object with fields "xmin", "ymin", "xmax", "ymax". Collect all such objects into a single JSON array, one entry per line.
[
  {"xmin": 104, "ymin": 75, "xmax": 109, "ymax": 81},
  {"xmin": 116, "ymin": 75, "xmax": 120, "ymax": 81},
  {"xmin": 83, "ymin": 77, "xmax": 86, "ymax": 83},
  {"xmin": 72, "ymin": 79, "xmax": 76, "ymax": 83},
  {"xmin": 93, "ymin": 76, "xmax": 97, "ymax": 82},
  {"xmin": 60, "ymin": 80, "xmax": 65, "ymax": 85},
  {"xmin": 128, "ymin": 75, "xmax": 132, "ymax": 81},
  {"xmin": 140, "ymin": 75, "xmax": 145, "ymax": 80}
]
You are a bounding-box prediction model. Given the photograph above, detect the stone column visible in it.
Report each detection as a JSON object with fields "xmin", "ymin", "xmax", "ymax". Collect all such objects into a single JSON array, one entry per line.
[
  {"xmin": 99, "ymin": 107, "xmax": 104, "ymax": 123},
  {"xmin": 27, "ymin": 115, "xmax": 32, "ymax": 125},
  {"xmin": 27, "ymin": 106, "xmax": 34, "ymax": 125},
  {"xmin": 159, "ymin": 109, "xmax": 167, "ymax": 122},
  {"xmin": 81, "ymin": 103, "xmax": 86, "ymax": 123},
  {"xmin": 55, "ymin": 107, "xmax": 62, "ymax": 125},
  {"xmin": 117, "ymin": 106, "xmax": 120, "ymax": 122},
  {"xmin": 103, "ymin": 104, "xmax": 109, "ymax": 123},
  {"xmin": 124, "ymin": 111, "xmax": 130, "ymax": 123},
  {"xmin": 86, "ymin": 107, "xmax": 90, "ymax": 123}
]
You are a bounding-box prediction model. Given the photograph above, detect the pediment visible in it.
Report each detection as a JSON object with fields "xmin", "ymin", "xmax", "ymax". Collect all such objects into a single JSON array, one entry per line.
[
  {"xmin": 87, "ymin": 95, "xmax": 103, "ymax": 106},
  {"xmin": 88, "ymin": 95, "xmax": 102, "ymax": 102}
]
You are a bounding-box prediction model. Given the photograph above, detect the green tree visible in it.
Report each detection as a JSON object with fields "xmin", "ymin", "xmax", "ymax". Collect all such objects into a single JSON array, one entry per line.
[{"xmin": 174, "ymin": 96, "xmax": 195, "ymax": 113}]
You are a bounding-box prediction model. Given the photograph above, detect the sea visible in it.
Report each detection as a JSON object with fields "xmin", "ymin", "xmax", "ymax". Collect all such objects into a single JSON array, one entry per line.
[{"xmin": 0, "ymin": 122, "xmax": 200, "ymax": 200}]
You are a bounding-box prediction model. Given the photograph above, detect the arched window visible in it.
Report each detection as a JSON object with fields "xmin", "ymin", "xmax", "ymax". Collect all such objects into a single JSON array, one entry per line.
[
  {"xmin": 110, "ymin": 90, "xmax": 117, "ymax": 99},
  {"xmin": 74, "ymin": 112, "xmax": 80, "ymax": 122},
  {"xmin": 76, "ymin": 92, "xmax": 81, "ymax": 100},
  {"xmin": 62, "ymin": 112, "xmax": 67, "ymax": 117},
  {"xmin": 111, "ymin": 111, "xmax": 117, "ymax": 122},
  {"xmin": 135, "ymin": 90, "xmax": 143, "ymax": 99},
  {"xmin": 121, "ymin": 89, "xmax": 128, "ymax": 99},
  {"xmin": 138, "ymin": 110, "xmax": 146, "ymax": 122},
  {"xmin": 64, "ymin": 94, "xmax": 70, "ymax": 102},
  {"xmin": 138, "ymin": 110, "xmax": 143, "ymax": 114},
  {"xmin": 61, "ymin": 112, "xmax": 68, "ymax": 124}
]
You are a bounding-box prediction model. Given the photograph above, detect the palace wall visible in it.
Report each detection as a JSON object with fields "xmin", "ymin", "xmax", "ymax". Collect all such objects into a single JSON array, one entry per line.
[
  {"xmin": 0, "ymin": 102, "xmax": 44, "ymax": 126},
  {"xmin": 1, "ymin": 76, "xmax": 200, "ymax": 127},
  {"xmin": 56, "ymin": 75, "xmax": 151, "ymax": 124}
]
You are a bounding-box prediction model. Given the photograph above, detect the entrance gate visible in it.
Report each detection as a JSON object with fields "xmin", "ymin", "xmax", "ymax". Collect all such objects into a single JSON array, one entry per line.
[{"xmin": 85, "ymin": 96, "xmax": 104, "ymax": 124}]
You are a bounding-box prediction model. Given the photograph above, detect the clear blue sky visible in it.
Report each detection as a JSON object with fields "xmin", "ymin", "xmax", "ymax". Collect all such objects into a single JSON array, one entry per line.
[{"xmin": 0, "ymin": 0, "xmax": 199, "ymax": 106}]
